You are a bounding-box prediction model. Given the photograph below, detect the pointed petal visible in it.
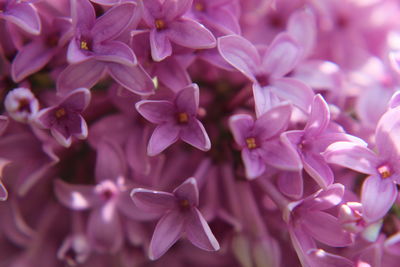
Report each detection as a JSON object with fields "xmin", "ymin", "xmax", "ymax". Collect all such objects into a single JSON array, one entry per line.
[
  {"xmin": 252, "ymin": 84, "xmax": 282, "ymax": 117},
  {"xmin": 150, "ymin": 30, "xmax": 172, "ymax": 62},
  {"xmin": 323, "ymin": 142, "xmax": 377, "ymax": 175},
  {"xmin": 61, "ymin": 88, "xmax": 91, "ymax": 112},
  {"xmin": 164, "ymin": 0, "xmax": 193, "ymax": 20},
  {"xmin": 155, "ymin": 57, "xmax": 191, "ymax": 91},
  {"xmin": 218, "ymin": 35, "xmax": 260, "ymax": 81},
  {"xmin": 261, "ymin": 139, "xmax": 302, "ymax": 171},
  {"xmin": 94, "ymin": 41, "xmax": 137, "ymax": 66},
  {"xmin": 87, "ymin": 205, "xmax": 123, "ymax": 253},
  {"xmin": 229, "ymin": 114, "xmax": 254, "ymax": 147},
  {"xmin": 136, "ymin": 100, "xmax": 175, "ymax": 124},
  {"xmin": 175, "ymin": 83, "xmax": 199, "ymax": 115},
  {"xmin": 0, "ymin": 181, "xmax": 8, "ymax": 201},
  {"xmin": 307, "ymin": 249, "xmax": 354, "ymax": 267},
  {"xmin": 262, "ymin": 33, "xmax": 301, "ymax": 78},
  {"xmin": 11, "ymin": 41, "xmax": 53, "ymax": 82},
  {"xmin": 107, "ymin": 62, "xmax": 155, "ymax": 95},
  {"xmin": 255, "ymin": 102, "xmax": 292, "ymax": 140},
  {"xmin": 302, "ymin": 152, "xmax": 334, "ymax": 188},
  {"xmin": 92, "ymin": 2, "xmax": 136, "ymax": 43},
  {"xmin": 67, "ymin": 38, "xmax": 91, "ymax": 64},
  {"xmin": 303, "ymin": 211, "xmax": 353, "ymax": 247},
  {"xmin": 95, "ymin": 140, "xmax": 125, "ymax": 181},
  {"xmin": 361, "ymin": 175, "xmax": 397, "ymax": 222},
  {"xmin": 304, "ymin": 94, "xmax": 330, "ymax": 138},
  {"xmin": 131, "ymin": 188, "xmax": 177, "ymax": 213},
  {"xmin": 118, "ymin": 190, "xmax": 162, "ymax": 221},
  {"xmin": 277, "ymin": 171, "xmax": 303, "ymax": 199},
  {"xmin": 50, "ymin": 126, "xmax": 72, "ymax": 147},
  {"xmin": 375, "ymin": 107, "xmax": 400, "ymax": 159},
  {"xmin": 271, "ymin": 78, "xmax": 314, "ymax": 113},
  {"xmin": 3, "ymin": 3, "xmax": 41, "ymax": 35},
  {"xmin": 242, "ymin": 149, "xmax": 265, "ymax": 179},
  {"xmin": 307, "ymin": 183, "xmax": 345, "ymax": 211},
  {"xmin": 287, "ymin": 8, "xmax": 316, "ymax": 58},
  {"xmin": 168, "ymin": 18, "xmax": 216, "ymax": 49},
  {"xmin": 180, "ymin": 119, "xmax": 211, "ymax": 151},
  {"xmin": 54, "ymin": 180, "xmax": 97, "ymax": 210},
  {"xmin": 186, "ymin": 208, "xmax": 220, "ymax": 251},
  {"xmin": 173, "ymin": 177, "xmax": 199, "ymax": 206},
  {"xmin": 57, "ymin": 60, "xmax": 106, "ymax": 94},
  {"xmin": 147, "ymin": 123, "xmax": 180, "ymax": 156},
  {"xmin": 388, "ymin": 91, "xmax": 400, "ymax": 109},
  {"xmin": 149, "ymin": 211, "xmax": 184, "ymax": 260}
]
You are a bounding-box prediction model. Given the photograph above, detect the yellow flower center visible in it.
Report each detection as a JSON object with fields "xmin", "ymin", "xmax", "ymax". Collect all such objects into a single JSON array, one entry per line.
[
  {"xmin": 155, "ymin": 19, "xmax": 166, "ymax": 30},
  {"xmin": 55, "ymin": 108, "xmax": 66, "ymax": 118},
  {"xmin": 246, "ymin": 137, "xmax": 257, "ymax": 149},
  {"xmin": 80, "ymin": 41, "xmax": 89, "ymax": 50},
  {"xmin": 177, "ymin": 112, "xmax": 189, "ymax": 124},
  {"xmin": 195, "ymin": 2, "xmax": 204, "ymax": 11},
  {"xmin": 378, "ymin": 165, "xmax": 392, "ymax": 179}
]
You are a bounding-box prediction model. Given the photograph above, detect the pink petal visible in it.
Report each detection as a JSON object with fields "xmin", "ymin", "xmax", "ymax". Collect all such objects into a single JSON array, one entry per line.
[
  {"xmin": 87, "ymin": 204, "xmax": 123, "ymax": 253},
  {"xmin": 202, "ymin": 7, "xmax": 241, "ymax": 35},
  {"xmin": 150, "ymin": 30, "xmax": 172, "ymax": 62},
  {"xmin": 3, "ymin": 3, "xmax": 41, "ymax": 35},
  {"xmin": 61, "ymin": 88, "xmax": 91, "ymax": 112},
  {"xmin": 164, "ymin": 0, "xmax": 193, "ymax": 20},
  {"xmin": 95, "ymin": 140, "xmax": 125, "ymax": 182},
  {"xmin": 261, "ymin": 33, "xmax": 301, "ymax": 78},
  {"xmin": 0, "ymin": 181, "xmax": 8, "ymax": 201},
  {"xmin": 307, "ymin": 249, "xmax": 354, "ymax": 267},
  {"xmin": 136, "ymin": 100, "xmax": 175, "ymax": 124},
  {"xmin": 167, "ymin": 18, "xmax": 216, "ymax": 49},
  {"xmin": 252, "ymin": 84, "xmax": 282, "ymax": 117},
  {"xmin": 388, "ymin": 91, "xmax": 400, "ymax": 109},
  {"xmin": 287, "ymin": 8, "xmax": 316, "ymax": 58},
  {"xmin": 242, "ymin": 149, "xmax": 265, "ymax": 179},
  {"xmin": 175, "ymin": 83, "xmax": 199, "ymax": 115},
  {"xmin": 261, "ymin": 139, "xmax": 302, "ymax": 171},
  {"xmin": 67, "ymin": 38, "xmax": 91, "ymax": 64},
  {"xmin": 229, "ymin": 114, "xmax": 254, "ymax": 147},
  {"xmin": 180, "ymin": 119, "xmax": 211, "ymax": 151},
  {"xmin": 302, "ymin": 152, "xmax": 334, "ymax": 188},
  {"xmin": 50, "ymin": 126, "xmax": 72, "ymax": 147},
  {"xmin": 361, "ymin": 175, "xmax": 398, "ymax": 222},
  {"xmin": 131, "ymin": 188, "xmax": 177, "ymax": 214},
  {"xmin": 186, "ymin": 208, "xmax": 220, "ymax": 251},
  {"xmin": 54, "ymin": 180, "xmax": 97, "ymax": 210},
  {"xmin": 92, "ymin": 2, "xmax": 136, "ymax": 43},
  {"xmin": 255, "ymin": 102, "xmax": 292, "ymax": 140},
  {"xmin": 107, "ymin": 62, "xmax": 155, "ymax": 95},
  {"xmin": 11, "ymin": 41, "xmax": 54, "ymax": 82},
  {"xmin": 218, "ymin": 35, "xmax": 260, "ymax": 81},
  {"xmin": 323, "ymin": 142, "xmax": 377, "ymax": 175},
  {"xmin": 277, "ymin": 171, "xmax": 303, "ymax": 199},
  {"xmin": 149, "ymin": 211, "xmax": 185, "ymax": 260},
  {"xmin": 94, "ymin": 41, "xmax": 137, "ymax": 66},
  {"xmin": 375, "ymin": 107, "xmax": 400, "ymax": 159},
  {"xmin": 155, "ymin": 57, "xmax": 191, "ymax": 91},
  {"xmin": 147, "ymin": 123, "xmax": 180, "ymax": 156},
  {"xmin": 303, "ymin": 211, "xmax": 353, "ymax": 247},
  {"xmin": 307, "ymin": 183, "xmax": 345, "ymax": 211},
  {"xmin": 118, "ymin": 190, "xmax": 162, "ymax": 221},
  {"xmin": 304, "ymin": 94, "xmax": 330, "ymax": 138},
  {"xmin": 57, "ymin": 59, "xmax": 106, "ymax": 94},
  {"xmin": 271, "ymin": 78, "xmax": 314, "ymax": 113},
  {"xmin": 173, "ymin": 177, "xmax": 199, "ymax": 206}
]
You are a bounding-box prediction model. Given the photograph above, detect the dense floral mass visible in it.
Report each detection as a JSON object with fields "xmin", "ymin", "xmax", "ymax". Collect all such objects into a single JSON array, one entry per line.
[{"xmin": 2, "ymin": 0, "xmax": 400, "ymax": 266}]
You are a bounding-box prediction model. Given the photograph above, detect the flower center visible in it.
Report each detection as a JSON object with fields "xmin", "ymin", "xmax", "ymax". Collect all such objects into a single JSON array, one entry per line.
[
  {"xmin": 255, "ymin": 74, "xmax": 270, "ymax": 87},
  {"xmin": 245, "ymin": 137, "xmax": 257, "ymax": 149},
  {"xmin": 195, "ymin": 2, "xmax": 204, "ymax": 11},
  {"xmin": 55, "ymin": 108, "xmax": 66, "ymax": 118},
  {"xmin": 377, "ymin": 164, "xmax": 392, "ymax": 179},
  {"xmin": 18, "ymin": 98, "xmax": 31, "ymax": 113},
  {"xmin": 155, "ymin": 19, "xmax": 166, "ymax": 30},
  {"xmin": 179, "ymin": 199, "xmax": 191, "ymax": 211},
  {"xmin": 80, "ymin": 41, "xmax": 89, "ymax": 50},
  {"xmin": 177, "ymin": 112, "xmax": 189, "ymax": 124}
]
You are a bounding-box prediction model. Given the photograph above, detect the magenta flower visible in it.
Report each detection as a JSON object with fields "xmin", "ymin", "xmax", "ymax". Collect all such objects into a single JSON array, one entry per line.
[
  {"xmin": 229, "ymin": 102, "xmax": 301, "ymax": 179},
  {"xmin": 4, "ymin": 87, "xmax": 39, "ymax": 123},
  {"xmin": 141, "ymin": 0, "xmax": 216, "ymax": 61},
  {"xmin": 131, "ymin": 177, "xmax": 220, "ymax": 260},
  {"xmin": 35, "ymin": 88, "xmax": 91, "ymax": 147},
  {"xmin": 136, "ymin": 83, "xmax": 211, "ymax": 156},
  {"xmin": 324, "ymin": 106, "xmax": 400, "ymax": 222},
  {"xmin": 0, "ymin": 0, "xmax": 41, "ymax": 35}
]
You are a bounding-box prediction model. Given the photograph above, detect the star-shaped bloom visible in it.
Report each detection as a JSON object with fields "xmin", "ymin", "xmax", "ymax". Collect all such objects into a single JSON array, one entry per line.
[
  {"xmin": 141, "ymin": 0, "xmax": 216, "ymax": 61},
  {"xmin": 324, "ymin": 106, "xmax": 400, "ymax": 222},
  {"xmin": 131, "ymin": 177, "xmax": 220, "ymax": 260},
  {"xmin": 229, "ymin": 102, "xmax": 301, "ymax": 179},
  {"xmin": 136, "ymin": 83, "xmax": 211, "ymax": 156},
  {"xmin": 218, "ymin": 33, "xmax": 314, "ymax": 116},
  {"xmin": 35, "ymin": 88, "xmax": 91, "ymax": 147},
  {"xmin": 0, "ymin": 0, "xmax": 41, "ymax": 35}
]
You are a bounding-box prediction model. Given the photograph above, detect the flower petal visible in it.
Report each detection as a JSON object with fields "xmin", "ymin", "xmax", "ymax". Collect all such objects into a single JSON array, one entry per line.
[
  {"xmin": 131, "ymin": 188, "xmax": 177, "ymax": 214},
  {"xmin": 3, "ymin": 3, "xmax": 41, "ymax": 35},
  {"xmin": 95, "ymin": 140, "xmax": 125, "ymax": 182},
  {"xmin": 302, "ymin": 152, "xmax": 334, "ymax": 188},
  {"xmin": 277, "ymin": 171, "xmax": 303, "ymax": 199},
  {"xmin": 149, "ymin": 211, "xmax": 184, "ymax": 260},
  {"xmin": 175, "ymin": 83, "xmax": 199, "ymax": 115},
  {"xmin": 0, "ymin": 181, "xmax": 8, "ymax": 201},
  {"xmin": 173, "ymin": 177, "xmax": 199, "ymax": 206},
  {"xmin": 107, "ymin": 62, "xmax": 155, "ymax": 95},
  {"xmin": 287, "ymin": 8, "xmax": 316, "ymax": 58},
  {"xmin": 136, "ymin": 100, "xmax": 175, "ymax": 124},
  {"xmin": 304, "ymin": 94, "xmax": 330, "ymax": 138},
  {"xmin": 242, "ymin": 149, "xmax": 265, "ymax": 179},
  {"xmin": 218, "ymin": 34, "xmax": 260, "ymax": 81},
  {"xmin": 180, "ymin": 119, "xmax": 211, "ymax": 151},
  {"xmin": 229, "ymin": 114, "xmax": 254, "ymax": 147},
  {"xmin": 168, "ymin": 18, "xmax": 216, "ymax": 49},
  {"xmin": 186, "ymin": 208, "xmax": 220, "ymax": 251},
  {"xmin": 94, "ymin": 41, "xmax": 137, "ymax": 66},
  {"xmin": 375, "ymin": 107, "xmax": 400, "ymax": 159},
  {"xmin": 261, "ymin": 139, "xmax": 302, "ymax": 171},
  {"xmin": 255, "ymin": 102, "xmax": 292, "ymax": 140},
  {"xmin": 361, "ymin": 175, "xmax": 397, "ymax": 222},
  {"xmin": 150, "ymin": 30, "xmax": 172, "ymax": 62},
  {"xmin": 54, "ymin": 180, "xmax": 97, "ymax": 210},
  {"xmin": 61, "ymin": 88, "xmax": 91, "ymax": 112},
  {"xmin": 147, "ymin": 123, "xmax": 180, "ymax": 156}
]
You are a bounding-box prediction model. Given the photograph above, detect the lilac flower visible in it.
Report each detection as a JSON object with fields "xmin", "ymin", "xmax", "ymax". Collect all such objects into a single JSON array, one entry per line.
[
  {"xmin": 136, "ymin": 83, "xmax": 211, "ymax": 156},
  {"xmin": 141, "ymin": 0, "xmax": 216, "ymax": 61},
  {"xmin": 229, "ymin": 102, "xmax": 301, "ymax": 179},
  {"xmin": 4, "ymin": 87, "xmax": 39, "ymax": 123},
  {"xmin": 324, "ymin": 106, "xmax": 400, "ymax": 222},
  {"xmin": 35, "ymin": 88, "xmax": 91, "ymax": 147},
  {"xmin": 0, "ymin": 0, "xmax": 41, "ymax": 35},
  {"xmin": 218, "ymin": 32, "xmax": 314, "ymax": 116},
  {"xmin": 131, "ymin": 177, "xmax": 220, "ymax": 260}
]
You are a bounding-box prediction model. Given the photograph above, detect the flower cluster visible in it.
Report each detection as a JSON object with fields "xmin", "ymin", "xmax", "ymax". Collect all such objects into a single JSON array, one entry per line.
[{"xmin": 2, "ymin": 0, "xmax": 400, "ymax": 266}]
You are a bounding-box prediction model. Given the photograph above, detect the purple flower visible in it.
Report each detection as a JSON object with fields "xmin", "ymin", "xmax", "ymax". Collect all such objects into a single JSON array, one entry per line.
[
  {"xmin": 4, "ymin": 87, "xmax": 39, "ymax": 123},
  {"xmin": 324, "ymin": 106, "xmax": 400, "ymax": 222},
  {"xmin": 35, "ymin": 88, "xmax": 91, "ymax": 147},
  {"xmin": 141, "ymin": 0, "xmax": 216, "ymax": 61},
  {"xmin": 131, "ymin": 177, "xmax": 220, "ymax": 260},
  {"xmin": 0, "ymin": 0, "xmax": 41, "ymax": 35},
  {"xmin": 229, "ymin": 102, "xmax": 301, "ymax": 179},
  {"xmin": 136, "ymin": 83, "xmax": 211, "ymax": 156}
]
